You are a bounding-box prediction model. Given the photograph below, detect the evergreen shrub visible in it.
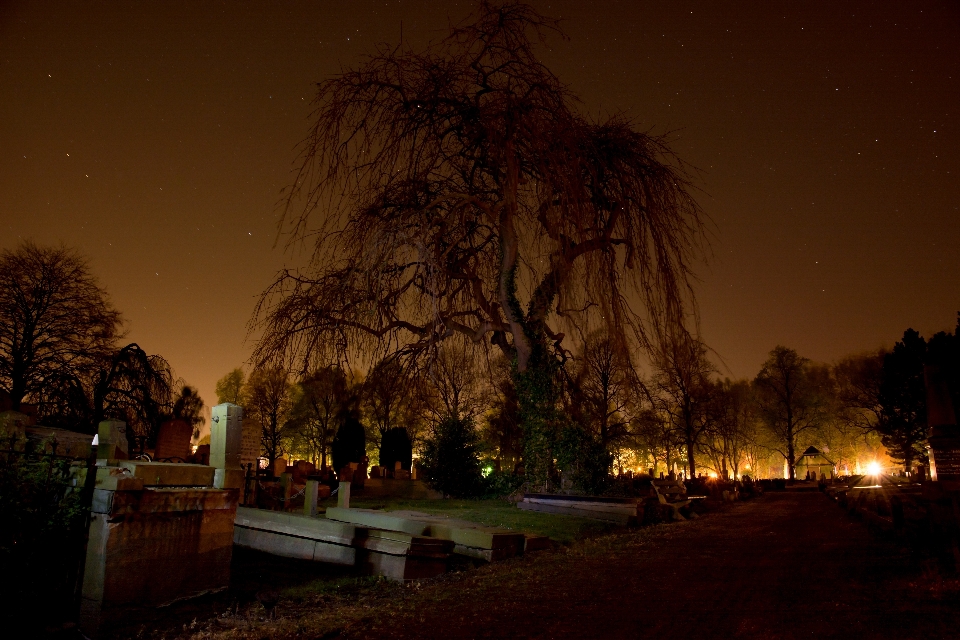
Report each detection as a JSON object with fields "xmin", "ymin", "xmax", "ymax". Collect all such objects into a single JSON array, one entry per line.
[{"xmin": 420, "ymin": 416, "xmax": 485, "ymax": 498}]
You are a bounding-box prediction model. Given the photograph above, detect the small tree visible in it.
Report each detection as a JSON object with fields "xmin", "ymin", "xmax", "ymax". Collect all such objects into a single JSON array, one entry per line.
[
  {"xmin": 215, "ymin": 368, "xmax": 245, "ymax": 405},
  {"xmin": 379, "ymin": 427, "xmax": 413, "ymax": 472},
  {"xmin": 420, "ymin": 416, "xmax": 485, "ymax": 498},
  {"xmin": 331, "ymin": 405, "xmax": 366, "ymax": 473},
  {"xmin": 288, "ymin": 366, "xmax": 351, "ymax": 469},
  {"xmin": 567, "ymin": 331, "xmax": 633, "ymax": 451},
  {"xmin": 170, "ymin": 385, "xmax": 205, "ymax": 439},
  {"xmin": 245, "ymin": 366, "xmax": 294, "ymax": 468},
  {"xmin": 650, "ymin": 330, "xmax": 715, "ymax": 478}
]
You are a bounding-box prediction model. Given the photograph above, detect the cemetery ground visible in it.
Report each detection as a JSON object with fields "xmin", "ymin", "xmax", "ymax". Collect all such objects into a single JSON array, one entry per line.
[{"xmin": 98, "ymin": 491, "xmax": 960, "ymax": 640}]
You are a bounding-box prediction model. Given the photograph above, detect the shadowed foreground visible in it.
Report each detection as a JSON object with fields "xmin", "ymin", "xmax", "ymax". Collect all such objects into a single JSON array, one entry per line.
[{"xmin": 343, "ymin": 492, "xmax": 959, "ymax": 639}]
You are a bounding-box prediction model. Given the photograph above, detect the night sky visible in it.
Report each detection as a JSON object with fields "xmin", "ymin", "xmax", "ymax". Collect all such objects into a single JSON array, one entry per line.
[{"xmin": 2, "ymin": 1, "xmax": 958, "ymax": 426}]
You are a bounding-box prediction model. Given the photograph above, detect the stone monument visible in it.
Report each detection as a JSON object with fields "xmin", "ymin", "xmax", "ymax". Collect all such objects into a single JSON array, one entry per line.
[
  {"xmin": 154, "ymin": 419, "xmax": 192, "ymax": 461},
  {"xmin": 96, "ymin": 419, "xmax": 129, "ymax": 464},
  {"xmin": 211, "ymin": 403, "xmax": 244, "ymax": 489}
]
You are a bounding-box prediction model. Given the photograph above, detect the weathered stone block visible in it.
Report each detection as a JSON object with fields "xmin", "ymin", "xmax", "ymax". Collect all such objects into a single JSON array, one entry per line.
[
  {"xmin": 118, "ymin": 460, "xmax": 215, "ymax": 487},
  {"xmin": 210, "ymin": 403, "xmax": 243, "ymax": 470},
  {"xmin": 80, "ymin": 487, "xmax": 237, "ymax": 637}
]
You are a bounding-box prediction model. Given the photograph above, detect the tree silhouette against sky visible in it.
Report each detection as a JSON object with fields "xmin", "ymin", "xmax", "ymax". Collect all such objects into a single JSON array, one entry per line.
[{"xmin": 253, "ymin": 2, "xmax": 703, "ymax": 482}]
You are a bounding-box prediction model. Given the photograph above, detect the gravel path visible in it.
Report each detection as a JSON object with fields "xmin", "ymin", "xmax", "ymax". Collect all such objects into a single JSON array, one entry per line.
[{"xmin": 343, "ymin": 492, "xmax": 960, "ymax": 639}]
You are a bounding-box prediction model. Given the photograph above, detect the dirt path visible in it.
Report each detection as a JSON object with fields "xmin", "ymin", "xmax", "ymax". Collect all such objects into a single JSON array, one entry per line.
[{"xmin": 341, "ymin": 493, "xmax": 960, "ymax": 639}]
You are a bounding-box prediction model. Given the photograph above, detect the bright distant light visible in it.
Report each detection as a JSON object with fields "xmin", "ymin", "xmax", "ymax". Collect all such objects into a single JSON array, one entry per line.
[{"xmin": 867, "ymin": 461, "xmax": 882, "ymax": 476}]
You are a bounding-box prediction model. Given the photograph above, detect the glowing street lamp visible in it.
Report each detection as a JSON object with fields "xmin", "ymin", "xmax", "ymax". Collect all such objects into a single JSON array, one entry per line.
[{"xmin": 867, "ymin": 461, "xmax": 882, "ymax": 476}]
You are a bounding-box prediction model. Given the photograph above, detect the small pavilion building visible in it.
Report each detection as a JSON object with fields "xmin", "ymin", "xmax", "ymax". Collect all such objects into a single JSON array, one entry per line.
[{"xmin": 795, "ymin": 446, "xmax": 835, "ymax": 481}]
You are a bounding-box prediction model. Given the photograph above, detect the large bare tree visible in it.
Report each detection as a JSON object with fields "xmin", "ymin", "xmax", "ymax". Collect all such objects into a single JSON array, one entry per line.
[
  {"xmin": 253, "ymin": 2, "xmax": 703, "ymax": 481},
  {"xmin": 0, "ymin": 241, "xmax": 123, "ymax": 410}
]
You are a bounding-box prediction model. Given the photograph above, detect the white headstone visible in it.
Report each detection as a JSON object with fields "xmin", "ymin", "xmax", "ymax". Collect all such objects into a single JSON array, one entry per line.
[{"xmin": 210, "ymin": 403, "xmax": 242, "ymax": 470}]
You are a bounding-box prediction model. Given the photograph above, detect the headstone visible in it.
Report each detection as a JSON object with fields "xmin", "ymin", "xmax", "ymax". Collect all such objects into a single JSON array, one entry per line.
[
  {"xmin": 210, "ymin": 403, "xmax": 243, "ymax": 470},
  {"xmin": 337, "ymin": 481, "xmax": 351, "ymax": 508},
  {"xmin": 96, "ymin": 420, "xmax": 128, "ymax": 464},
  {"xmin": 155, "ymin": 419, "xmax": 192, "ymax": 461},
  {"xmin": 280, "ymin": 473, "xmax": 293, "ymax": 510},
  {"xmin": 304, "ymin": 480, "xmax": 320, "ymax": 517},
  {"xmin": 293, "ymin": 460, "xmax": 315, "ymax": 483},
  {"xmin": 354, "ymin": 457, "xmax": 368, "ymax": 487},
  {"xmin": 273, "ymin": 458, "xmax": 288, "ymax": 478},
  {"xmin": 240, "ymin": 417, "xmax": 261, "ymax": 470}
]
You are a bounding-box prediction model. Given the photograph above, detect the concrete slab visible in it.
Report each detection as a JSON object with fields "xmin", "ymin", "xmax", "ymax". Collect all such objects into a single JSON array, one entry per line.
[
  {"xmin": 235, "ymin": 506, "xmax": 356, "ymax": 545},
  {"xmin": 327, "ymin": 508, "xmax": 525, "ymax": 554}
]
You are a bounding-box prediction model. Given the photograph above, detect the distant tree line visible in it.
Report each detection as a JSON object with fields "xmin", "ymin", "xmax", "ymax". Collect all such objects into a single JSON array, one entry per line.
[{"xmin": 225, "ymin": 312, "xmax": 960, "ymax": 494}]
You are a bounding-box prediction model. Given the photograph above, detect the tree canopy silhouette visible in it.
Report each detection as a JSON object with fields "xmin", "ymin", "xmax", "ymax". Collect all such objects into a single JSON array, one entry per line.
[
  {"xmin": 0, "ymin": 241, "xmax": 123, "ymax": 411},
  {"xmin": 254, "ymin": 0, "xmax": 701, "ymax": 368}
]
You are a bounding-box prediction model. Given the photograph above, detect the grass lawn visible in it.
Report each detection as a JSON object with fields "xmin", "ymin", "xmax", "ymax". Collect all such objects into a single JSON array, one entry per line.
[{"xmin": 323, "ymin": 497, "xmax": 620, "ymax": 544}]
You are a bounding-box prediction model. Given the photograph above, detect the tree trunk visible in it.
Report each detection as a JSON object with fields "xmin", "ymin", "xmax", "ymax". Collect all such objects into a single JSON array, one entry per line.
[
  {"xmin": 786, "ymin": 437, "xmax": 796, "ymax": 481},
  {"xmin": 497, "ymin": 147, "xmax": 532, "ymax": 372}
]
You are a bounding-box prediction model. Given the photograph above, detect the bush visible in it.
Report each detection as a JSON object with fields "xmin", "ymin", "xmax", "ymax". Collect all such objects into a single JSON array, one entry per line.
[
  {"xmin": 482, "ymin": 469, "xmax": 525, "ymax": 498},
  {"xmin": 379, "ymin": 427, "xmax": 412, "ymax": 472},
  {"xmin": 420, "ymin": 416, "xmax": 485, "ymax": 498},
  {"xmin": 331, "ymin": 415, "xmax": 366, "ymax": 473},
  {"xmin": 555, "ymin": 424, "xmax": 611, "ymax": 495},
  {"xmin": 0, "ymin": 447, "xmax": 85, "ymax": 626}
]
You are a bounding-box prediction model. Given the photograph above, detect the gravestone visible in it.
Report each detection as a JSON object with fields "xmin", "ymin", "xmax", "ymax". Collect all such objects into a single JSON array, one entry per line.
[
  {"xmin": 96, "ymin": 420, "xmax": 128, "ymax": 464},
  {"xmin": 338, "ymin": 480, "xmax": 351, "ymax": 508},
  {"xmin": 211, "ymin": 403, "xmax": 244, "ymax": 489},
  {"xmin": 304, "ymin": 480, "xmax": 320, "ymax": 517},
  {"xmin": 155, "ymin": 419, "xmax": 192, "ymax": 461},
  {"xmin": 240, "ymin": 417, "xmax": 261, "ymax": 470},
  {"xmin": 354, "ymin": 457, "xmax": 368, "ymax": 487}
]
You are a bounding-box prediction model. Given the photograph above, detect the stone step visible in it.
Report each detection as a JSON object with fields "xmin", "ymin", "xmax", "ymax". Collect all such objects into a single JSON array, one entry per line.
[{"xmin": 325, "ymin": 507, "xmax": 526, "ymax": 553}]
